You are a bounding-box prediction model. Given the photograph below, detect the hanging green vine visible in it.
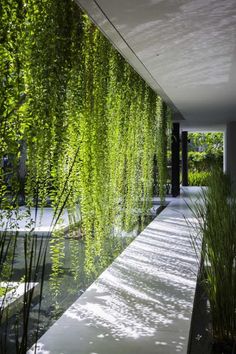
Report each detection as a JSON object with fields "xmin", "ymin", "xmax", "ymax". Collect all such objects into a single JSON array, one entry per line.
[
  {"xmin": 0, "ymin": 0, "xmax": 27, "ymax": 207},
  {"xmin": 155, "ymin": 98, "xmax": 169, "ymax": 204},
  {"xmin": 106, "ymin": 49, "xmax": 126, "ymax": 234},
  {"xmin": 1, "ymin": 0, "xmax": 173, "ymax": 279}
]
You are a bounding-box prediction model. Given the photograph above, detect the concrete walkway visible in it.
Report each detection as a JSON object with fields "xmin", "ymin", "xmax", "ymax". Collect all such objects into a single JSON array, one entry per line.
[{"xmin": 28, "ymin": 187, "xmax": 201, "ymax": 354}]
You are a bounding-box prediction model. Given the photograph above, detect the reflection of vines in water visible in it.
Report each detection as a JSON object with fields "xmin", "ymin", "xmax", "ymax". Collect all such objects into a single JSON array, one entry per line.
[
  {"xmin": 0, "ymin": 229, "xmax": 47, "ymax": 354},
  {"xmin": 49, "ymin": 226, "xmax": 65, "ymax": 313},
  {"xmin": 0, "ymin": 208, "xmax": 153, "ymax": 353},
  {"xmin": 68, "ymin": 238, "xmax": 81, "ymax": 283}
]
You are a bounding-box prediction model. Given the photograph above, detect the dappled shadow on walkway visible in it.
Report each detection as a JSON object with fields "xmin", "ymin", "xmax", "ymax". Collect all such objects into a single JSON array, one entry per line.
[{"xmin": 29, "ymin": 189, "xmax": 201, "ymax": 354}]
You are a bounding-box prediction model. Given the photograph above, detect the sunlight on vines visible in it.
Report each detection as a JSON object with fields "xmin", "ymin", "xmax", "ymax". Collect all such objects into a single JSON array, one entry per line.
[{"xmin": 0, "ymin": 0, "xmax": 172, "ymax": 350}]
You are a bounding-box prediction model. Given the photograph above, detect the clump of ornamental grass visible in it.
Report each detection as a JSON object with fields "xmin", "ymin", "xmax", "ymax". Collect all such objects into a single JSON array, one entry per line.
[{"xmin": 188, "ymin": 169, "xmax": 236, "ymax": 344}]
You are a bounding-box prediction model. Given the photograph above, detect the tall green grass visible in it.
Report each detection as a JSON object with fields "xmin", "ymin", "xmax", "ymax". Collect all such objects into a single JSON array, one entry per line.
[
  {"xmin": 188, "ymin": 170, "xmax": 236, "ymax": 342},
  {"xmin": 0, "ymin": 210, "xmax": 48, "ymax": 353}
]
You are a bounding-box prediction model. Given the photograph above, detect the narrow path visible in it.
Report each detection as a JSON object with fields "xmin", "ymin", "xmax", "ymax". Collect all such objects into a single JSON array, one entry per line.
[{"xmin": 29, "ymin": 187, "xmax": 201, "ymax": 354}]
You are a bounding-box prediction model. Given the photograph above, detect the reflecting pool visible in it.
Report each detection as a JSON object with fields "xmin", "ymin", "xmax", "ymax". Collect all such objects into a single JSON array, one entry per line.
[{"xmin": 0, "ymin": 212, "xmax": 156, "ymax": 353}]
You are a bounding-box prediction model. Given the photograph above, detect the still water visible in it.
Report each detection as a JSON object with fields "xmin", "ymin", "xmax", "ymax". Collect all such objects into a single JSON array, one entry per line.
[{"xmin": 0, "ymin": 213, "xmax": 156, "ymax": 353}]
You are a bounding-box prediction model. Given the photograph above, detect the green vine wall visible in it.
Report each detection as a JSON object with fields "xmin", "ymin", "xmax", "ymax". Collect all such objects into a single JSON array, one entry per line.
[{"xmin": 0, "ymin": 0, "xmax": 172, "ymax": 275}]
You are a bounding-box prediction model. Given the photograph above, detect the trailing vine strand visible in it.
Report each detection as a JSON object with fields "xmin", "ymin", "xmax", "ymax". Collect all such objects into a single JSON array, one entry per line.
[{"xmin": 0, "ymin": 0, "xmax": 172, "ymax": 275}]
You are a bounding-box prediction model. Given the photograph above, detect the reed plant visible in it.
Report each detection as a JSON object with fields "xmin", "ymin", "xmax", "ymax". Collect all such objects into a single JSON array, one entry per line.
[{"xmin": 188, "ymin": 169, "xmax": 236, "ymax": 344}]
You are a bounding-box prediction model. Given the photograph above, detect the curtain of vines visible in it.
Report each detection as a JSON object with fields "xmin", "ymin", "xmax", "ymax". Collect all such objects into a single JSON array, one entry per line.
[
  {"xmin": 0, "ymin": 0, "xmax": 171, "ymax": 275},
  {"xmin": 155, "ymin": 100, "xmax": 172, "ymax": 204},
  {"xmin": 0, "ymin": 0, "xmax": 26, "ymax": 207}
]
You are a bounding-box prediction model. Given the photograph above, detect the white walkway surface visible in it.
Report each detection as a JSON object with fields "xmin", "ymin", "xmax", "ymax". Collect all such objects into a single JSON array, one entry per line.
[{"xmin": 29, "ymin": 187, "xmax": 201, "ymax": 354}]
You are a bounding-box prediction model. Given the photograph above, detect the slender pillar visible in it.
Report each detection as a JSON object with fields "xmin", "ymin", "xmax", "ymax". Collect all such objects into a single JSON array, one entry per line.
[
  {"xmin": 182, "ymin": 131, "xmax": 188, "ymax": 186},
  {"xmin": 223, "ymin": 129, "xmax": 227, "ymax": 174},
  {"xmin": 225, "ymin": 122, "xmax": 236, "ymax": 185},
  {"xmin": 171, "ymin": 123, "xmax": 180, "ymax": 197}
]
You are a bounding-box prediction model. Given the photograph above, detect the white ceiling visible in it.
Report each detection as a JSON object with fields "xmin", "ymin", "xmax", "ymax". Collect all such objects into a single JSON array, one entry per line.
[{"xmin": 76, "ymin": 0, "xmax": 236, "ymax": 130}]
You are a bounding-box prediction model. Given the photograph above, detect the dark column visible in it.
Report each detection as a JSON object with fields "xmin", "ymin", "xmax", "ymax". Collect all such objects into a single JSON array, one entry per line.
[
  {"xmin": 225, "ymin": 122, "xmax": 236, "ymax": 185},
  {"xmin": 171, "ymin": 123, "xmax": 180, "ymax": 197},
  {"xmin": 182, "ymin": 131, "xmax": 188, "ymax": 186}
]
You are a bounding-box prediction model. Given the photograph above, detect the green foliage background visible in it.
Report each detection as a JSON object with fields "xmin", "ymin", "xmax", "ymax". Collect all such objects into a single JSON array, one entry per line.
[
  {"xmin": 0, "ymin": 0, "xmax": 171, "ymax": 271},
  {"xmin": 188, "ymin": 133, "xmax": 223, "ymax": 171},
  {"xmin": 187, "ymin": 133, "xmax": 223, "ymax": 186}
]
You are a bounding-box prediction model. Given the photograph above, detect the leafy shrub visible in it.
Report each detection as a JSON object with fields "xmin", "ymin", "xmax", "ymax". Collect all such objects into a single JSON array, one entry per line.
[
  {"xmin": 188, "ymin": 133, "xmax": 223, "ymax": 172},
  {"xmin": 188, "ymin": 171, "xmax": 210, "ymax": 186}
]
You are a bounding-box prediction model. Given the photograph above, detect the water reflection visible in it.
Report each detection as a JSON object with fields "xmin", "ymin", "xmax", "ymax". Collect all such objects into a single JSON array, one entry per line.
[{"xmin": 0, "ymin": 216, "xmax": 136, "ymax": 353}]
